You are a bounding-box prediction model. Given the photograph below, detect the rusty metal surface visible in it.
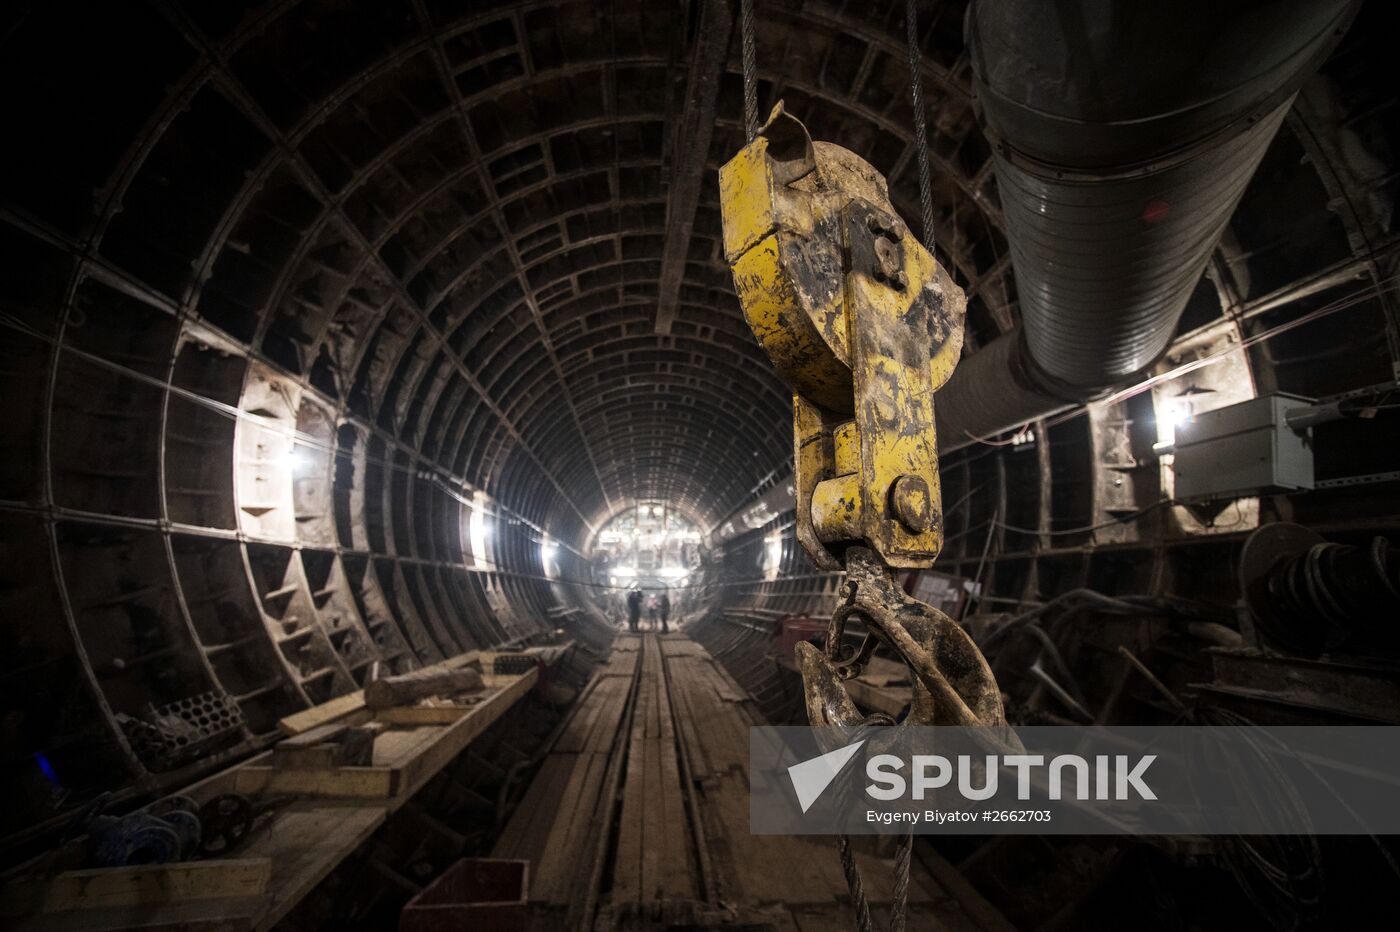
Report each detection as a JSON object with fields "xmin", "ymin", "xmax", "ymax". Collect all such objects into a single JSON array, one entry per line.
[{"xmin": 795, "ymin": 548, "xmax": 1010, "ymax": 733}]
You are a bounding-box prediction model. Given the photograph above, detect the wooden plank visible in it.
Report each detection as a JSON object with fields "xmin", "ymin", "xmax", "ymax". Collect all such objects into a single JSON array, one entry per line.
[
  {"xmin": 9, "ymin": 898, "xmax": 262, "ymax": 931},
  {"xmin": 653, "ymin": 642, "xmax": 692, "ymax": 900},
  {"xmin": 277, "ymin": 650, "xmax": 479, "ymax": 736},
  {"xmin": 275, "ymin": 691, "xmax": 367, "ymax": 738},
  {"xmin": 494, "ymin": 654, "xmax": 636, "ymax": 911},
  {"xmin": 280, "ymin": 722, "xmax": 353, "ymax": 749},
  {"xmin": 7, "ymin": 650, "xmax": 570, "ymax": 931},
  {"xmin": 270, "ymin": 722, "xmax": 378, "ymax": 771},
  {"xmin": 493, "ymin": 753, "xmax": 579, "ymax": 865},
  {"xmin": 658, "ymin": 638, "xmax": 706, "ymax": 657},
  {"xmin": 248, "ymin": 803, "xmax": 387, "ymax": 931},
  {"xmin": 611, "ymin": 654, "xmax": 650, "ymax": 903},
  {"xmin": 271, "ymin": 744, "xmax": 339, "ymax": 771},
  {"xmin": 844, "ymin": 677, "xmax": 911, "ymax": 718},
  {"xmin": 531, "ymin": 751, "xmax": 611, "ymax": 906},
  {"xmin": 613, "ymin": 635, "xmax": 693, "ymax": 906},
  {"xmin": 371, "ymin": 703, "xmax": 477, "ymax": 726},
  {"xmin": 234, "ymin": 765, "xmax": 397, "ymax": 799},
  {"xmin": 245, "ymin": 670, "xmax": 538, "ymax": 804},
  {"xmin": 846, "ymin": 657, "xmax": 913, "ymax": 718},
  {"xmin": 600, "ymin": 648, "xmax": 638, "ymax": 677},
  {"xmin": 40, "ymin": 860, "xmax": 271, "ymax": 913},
  {"xmin": 557, "ymin": 671, "xmax": 630, "ymax": 754},
  {"xmin": 393, "ymin": 667, "xmax": 538, "ymax": 801}
]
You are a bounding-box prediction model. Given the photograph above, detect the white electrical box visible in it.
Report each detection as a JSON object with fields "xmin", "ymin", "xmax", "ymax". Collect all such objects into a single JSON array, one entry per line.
[{"xmin": 1172, "ymin": 393, "xmax": 1314, "ymax": 501}]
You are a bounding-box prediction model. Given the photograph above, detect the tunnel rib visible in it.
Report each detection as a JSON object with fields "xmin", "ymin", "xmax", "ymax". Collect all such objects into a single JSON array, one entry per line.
[
  {"xmin": 410, "ymin": 0, "xmax": 618, "ymax": 518},
  {"xmin": 150, "ymin": 0, "xmax": 602, "ymax": 537}
]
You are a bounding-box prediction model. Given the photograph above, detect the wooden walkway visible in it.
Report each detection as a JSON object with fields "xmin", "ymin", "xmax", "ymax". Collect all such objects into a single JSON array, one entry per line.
[{"xmin": 494, "ymin": 632, "xmax": 1014, "ymax": 930}]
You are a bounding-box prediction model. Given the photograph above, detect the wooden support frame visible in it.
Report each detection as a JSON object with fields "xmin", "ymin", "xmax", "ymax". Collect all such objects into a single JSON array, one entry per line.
[{"xmin": 5, "ymin": 644, "xmax": 569, "ymax": 932}]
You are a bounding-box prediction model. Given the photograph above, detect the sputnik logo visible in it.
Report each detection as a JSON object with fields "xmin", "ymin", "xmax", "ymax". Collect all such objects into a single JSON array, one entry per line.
[{"xmin": 788, "ymin": 739, "xmax": 866, "ymax": 813}]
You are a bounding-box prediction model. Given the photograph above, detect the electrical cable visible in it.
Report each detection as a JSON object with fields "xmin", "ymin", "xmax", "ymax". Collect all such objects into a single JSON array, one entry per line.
[
  {"xmin": 1193, "ymin": 708, "xmax": 1325, "ymax": 930},
  {"xmin": 992, "ymin": 498, "xmax": 1177, "ymax": 537},
  {"xmin": 978, "ymin": 588, "xmax": 1175, "ymax": 651}
]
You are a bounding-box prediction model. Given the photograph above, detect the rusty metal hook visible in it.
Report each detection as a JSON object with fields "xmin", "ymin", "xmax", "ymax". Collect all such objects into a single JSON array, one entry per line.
[{"xmin": 797, "ymin": 548, "xmax": 1014, "ymax": 747}]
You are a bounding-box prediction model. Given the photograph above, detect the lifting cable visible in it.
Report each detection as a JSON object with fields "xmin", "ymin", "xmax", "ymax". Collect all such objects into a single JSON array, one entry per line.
[
  {"xmin": 734, "ymin": 6, "xmax": 933, "ymax": 927},
  {"xmin": 740, "ymin": 0, "xmax": 758, "ymax": 141},
  {"xmin": 830, "ymin": 3, "xmax": 933, "ymax": 929},
  {"xmin": 906, "ymin": 0, "xmax": 936, "ymax": 255},
  {"xmin": 880, "ymin": 5, "xmax": 931, "ymax": 918}
]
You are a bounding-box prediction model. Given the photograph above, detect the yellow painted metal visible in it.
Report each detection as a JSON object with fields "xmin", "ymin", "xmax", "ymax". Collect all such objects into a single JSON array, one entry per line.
[
  {"xmin": 832, "ymin": 422, "xmax": 859, "ymax": 474},
  {"xmin": 719, "ymin": 104, "xmax": 966, "ymax": 569},
  {"xmin": 811, "ymin": 474, "xmax": 860, "ymax": 544}
]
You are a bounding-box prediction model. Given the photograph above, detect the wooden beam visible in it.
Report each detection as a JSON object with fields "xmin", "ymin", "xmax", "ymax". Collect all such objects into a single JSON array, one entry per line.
[
  {"xmin": 40, "ymin": 860, "xmax": 271, "ymax": 913},
  {"xmin": 234, "ymin": 765, "xmax": 398, "ymax": 799},
  {"xmin": 394, "ymin": 667, "xmax": 538, "ymax": 800},
  {"xmin": 372, "ymin": 703, "xmax": 478, "ymax": 726}
]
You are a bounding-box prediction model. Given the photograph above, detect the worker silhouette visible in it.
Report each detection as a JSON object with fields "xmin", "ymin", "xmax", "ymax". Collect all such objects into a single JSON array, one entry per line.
[
  {"xmin": 625, "ymin": 586, "xmax": 642, "ymax": 632},
  {"xmin": 659, "ymin": 591, "xmax": 671, "ymax": 634},
  {"xmin": 646, "ymin": 592, "xmax": 660, "ymax": 630}
]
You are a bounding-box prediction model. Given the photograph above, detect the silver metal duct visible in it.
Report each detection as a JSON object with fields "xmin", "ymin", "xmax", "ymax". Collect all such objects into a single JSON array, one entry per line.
[{"xmin": 936, "ymin": 0, "xmax": 1359, "ymax": 450}]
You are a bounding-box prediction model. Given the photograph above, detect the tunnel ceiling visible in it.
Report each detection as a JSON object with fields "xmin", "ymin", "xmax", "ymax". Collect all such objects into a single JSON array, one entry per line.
[
  {"xmin": 4, "ymin": 0, "xmax": 1395, "ymax": 548},
  {"xmin": 3, "ymin": 0, "xmax": 1013, "ymax": 545}
]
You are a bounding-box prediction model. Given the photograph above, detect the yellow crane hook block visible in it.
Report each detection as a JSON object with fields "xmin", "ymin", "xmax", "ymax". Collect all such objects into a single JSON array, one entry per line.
[{"xmin": 719, "ymin": 103, "xmax": 967, "ymax": 570}]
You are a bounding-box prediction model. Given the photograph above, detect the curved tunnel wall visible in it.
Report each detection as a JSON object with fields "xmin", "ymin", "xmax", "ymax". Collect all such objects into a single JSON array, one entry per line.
[
  {"xmin": 2, "ymin": 0, "xmax": 1398, "ymax": 846},
  {"xmin": 2, "ymin": 0, "xmax": 992, "ymax": 837}
]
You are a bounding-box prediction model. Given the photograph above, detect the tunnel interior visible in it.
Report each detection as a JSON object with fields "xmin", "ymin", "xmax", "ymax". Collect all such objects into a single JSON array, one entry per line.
[{"xmin": 2, "ymin": 0, "xmax": 1400, "ymax": 929}]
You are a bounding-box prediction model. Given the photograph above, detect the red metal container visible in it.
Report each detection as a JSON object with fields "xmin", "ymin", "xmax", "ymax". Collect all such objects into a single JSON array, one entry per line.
[
  {"xmin": 399, "ymin": 857, "xmax": 529, "ymax": 932},
  {"xmin": 776, "ymin": 615, "xmax": 828, "ymax": 659}
]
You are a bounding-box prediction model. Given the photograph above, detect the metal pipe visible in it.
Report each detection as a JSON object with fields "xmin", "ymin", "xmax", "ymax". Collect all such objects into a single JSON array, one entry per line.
[{"xmin": 937, "ymin": 0, "xmax": 1359, "ymax": 448}]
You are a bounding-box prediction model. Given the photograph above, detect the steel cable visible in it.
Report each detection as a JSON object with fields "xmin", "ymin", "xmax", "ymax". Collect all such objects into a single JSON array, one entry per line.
[
  {"xmin": 878, "ymin": 12, "xmax": 933, "ymax": 924},
  {"xmin": 834, "ymin": 714, "xmax": 893, "ymax": 932},
  {"xmin": 740, "ymin": 0, "xmax": 758, "ymax": 140},
  {"xmin": 829, "ymin": 713, "xmax": 909, "ymax": 932},
  {"xmin": 890, "ymin": 831, "xmax": 912, "ymax": 932},
  {"xmin": 905, "ymin": 0, "xmax": 935, "ymax": 253}
]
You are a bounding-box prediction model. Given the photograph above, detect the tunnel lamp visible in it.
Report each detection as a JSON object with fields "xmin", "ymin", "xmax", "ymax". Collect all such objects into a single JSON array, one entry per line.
[
  {"xmin": 764, "ymin": 531, "xmax": 784, "ymax": 581},
  {"xmin": 467, "ymin": 492, "xmax": 490, "ymax": 567},
  {"xmin": 1154, "ymin": 399, "xmax": 1194, "ymax": 447},
  {"xmin": 539, "ymin": 539, "xmax": 559, "ymax": 580},
  {"xmin": 283, "ymin": 446, "xmax": 315, "ymax": 476}
]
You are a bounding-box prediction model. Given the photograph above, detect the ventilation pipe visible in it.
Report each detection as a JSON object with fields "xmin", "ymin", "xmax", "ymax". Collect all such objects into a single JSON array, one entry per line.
[{"xmin": 935, "ymin": 0, "xmax": 1359, "ymax": 451}]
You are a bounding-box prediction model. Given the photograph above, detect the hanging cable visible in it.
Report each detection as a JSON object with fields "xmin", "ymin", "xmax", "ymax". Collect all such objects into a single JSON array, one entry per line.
[
  {"xmin": 824, "ymin": 10, "xmax": 937, "ymax": 927},
  {"xmin": 740, "ymin": 0, "xmax": 758, "ymax": 140},
  {"xmin": 993, "ymin": 498, "xmax": 1178, "ymax": 537},
  {"xmin": 905, "ymin": 0, "xmax": 935, "ymax": 253}
]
